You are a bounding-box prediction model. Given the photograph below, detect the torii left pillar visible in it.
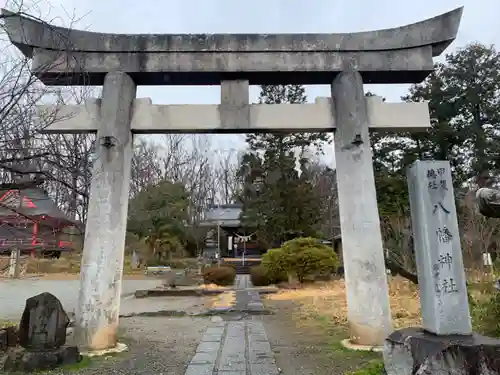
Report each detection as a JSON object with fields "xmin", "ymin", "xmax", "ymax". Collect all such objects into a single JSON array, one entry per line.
[{"xmin": 75, "ymin": 72, "xmax": 136, "ymax": 351}]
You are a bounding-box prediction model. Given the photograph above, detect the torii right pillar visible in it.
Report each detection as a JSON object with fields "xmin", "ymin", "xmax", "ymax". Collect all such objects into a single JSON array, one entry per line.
[{"xmin": 332, "ymin": 71, "xmax": 392, "ymax": 346}]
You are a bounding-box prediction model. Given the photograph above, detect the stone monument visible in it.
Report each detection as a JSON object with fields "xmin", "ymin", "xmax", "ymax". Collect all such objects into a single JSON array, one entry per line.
[
  {"xmin": 2, "ymin": 7, "xmax": 463, "ymax": 349},
  {"xmin": 2, "ymin": 293, "xmax": 82, "ymax": 372},
  {"xmin": 384, "ymin": 160, "xmax": 500, "ymax": 374}
]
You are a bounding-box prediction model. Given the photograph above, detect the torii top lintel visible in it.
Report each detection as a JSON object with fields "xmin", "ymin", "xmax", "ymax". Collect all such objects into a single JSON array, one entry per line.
[{"xmin": 2, "ymin": 7, "xmax": 462, "ymax": 86}]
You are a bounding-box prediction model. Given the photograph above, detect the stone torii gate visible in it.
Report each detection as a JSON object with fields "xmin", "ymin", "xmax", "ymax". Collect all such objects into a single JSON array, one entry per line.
[{"xmin": 3, "ymin": 7, "xmax": 462, "ymax": 351}]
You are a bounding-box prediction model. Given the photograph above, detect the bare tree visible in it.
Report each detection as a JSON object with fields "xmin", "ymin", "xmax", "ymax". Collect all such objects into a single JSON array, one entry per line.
[
  {"xmin": 213, "ymin": 149, "xmax": 239, "ymax": 205},
  {"xmin": 130, "ymin": 137, "xmax": 164, "ymax": 198},
  {"xmin": 304, "ymin": 158, "xmax": 340, "ymax": 239},
  {"xmin": 0, "ymin": 3, "xmax": 94, "ymax": 267}
]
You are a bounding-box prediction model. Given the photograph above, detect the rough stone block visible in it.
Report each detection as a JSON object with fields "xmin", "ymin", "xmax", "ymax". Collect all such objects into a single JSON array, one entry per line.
[
  {"xmin": 2, "ymin": 345, "xmax": 82, "ymax": 373},
  {"xmin": 384, "ymin": 328, "xmax": 500, "ymax": 375}
]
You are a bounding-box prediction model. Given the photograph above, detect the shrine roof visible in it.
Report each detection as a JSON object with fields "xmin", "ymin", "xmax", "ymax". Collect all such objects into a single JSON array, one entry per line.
[
  {"xmin": 0, "ymin": 187, "xmax": 75, "ymax": 223},
  {"xmin": 198, "ymin": 204, "xmax": 242, "ymax": 228}
]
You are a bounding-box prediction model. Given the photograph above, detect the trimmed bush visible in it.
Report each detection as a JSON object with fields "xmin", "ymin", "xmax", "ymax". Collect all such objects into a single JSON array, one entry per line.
[
  {"xmin": 291, "ymin": 247, "xmax": 339, "ymax": 283},
  {"xmin": 202, "ymin": 266, "xmax": 236, "ymax": 286},
  {"xmin": 262, "ymin": 237, "xmax": 339, "ymax": 284},
  {"xmin": 261, "ymin": 248, "xmax": 288, "ymax": 283},
  {"xmin": 250, "ymin": 265, "xmax": 273, "ymax": 286}
]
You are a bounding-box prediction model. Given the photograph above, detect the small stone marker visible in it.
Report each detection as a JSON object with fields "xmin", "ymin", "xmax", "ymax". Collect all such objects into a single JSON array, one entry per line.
[
  {"xmin": 1, "ymin": 292, "xmax": 82, "ymax": 373},
  {"xmin": 407, "ymin": 160, "xmax": 472, "ymax": 335},
  {"xmin": 19, "ymin": 292, "xmax": 70, "ymax": 350}
]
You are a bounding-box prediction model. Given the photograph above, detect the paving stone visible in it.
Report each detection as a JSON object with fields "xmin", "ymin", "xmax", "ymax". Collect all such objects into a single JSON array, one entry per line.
[
  {"xmin": 196, "ymin": 341, "xmax": 221, "ymax": 353},
  {"xmin": 201, "ymin": 333, "xmax": 223, "ymax": 342},
  {"xmin": 184, "ymin": 363, "xmax": 214, "ymax": 375},
  {"xmin": 205, "ymin": 327, "xmax": 224, "ymax": 335},
  {"xmin": 219, "ymin": 361, "xmax": 246, "ymax": 372},
  {"xmin": 190, "ymin": 352, "xmax": 218, "ymax": 365},
  {"xmin": 249, "ymin": 343, "xmax": 274, "ymax": 363},
  {"xmin": 249, "ymin": 362, "xmax": 280, "ymax": 375},
  {"xmin": 185, "ymin": 285, "xmax": 280, "ymax": 375}
]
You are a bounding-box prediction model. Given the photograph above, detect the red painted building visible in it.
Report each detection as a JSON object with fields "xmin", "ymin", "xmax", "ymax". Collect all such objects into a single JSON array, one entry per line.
[{"xmin": 0, "ymin": 188, "xmax": 78, "ymax": 257}]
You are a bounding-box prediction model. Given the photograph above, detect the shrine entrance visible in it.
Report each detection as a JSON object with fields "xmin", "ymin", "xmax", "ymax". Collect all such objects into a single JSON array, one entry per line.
[{"xmin": 2, "ymin": 7, "xmax": 463, "ymax": 350}]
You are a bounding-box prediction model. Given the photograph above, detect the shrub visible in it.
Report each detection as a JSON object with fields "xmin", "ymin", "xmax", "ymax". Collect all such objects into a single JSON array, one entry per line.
[
  {"xmin": 202, "ymin": 266, "xmax": 236, "ymax": 286},
  {"xmin": 261, "ymin": 248, "xmax": 288, "ymax": 283},
  {"xmin": 290, "ymin": 247, "xmax": 339, "ymax": 283},
  {"xmin": 250, "ymin": 265, "xmax": 273, "ymax": 286},
  {"xmin": 262, "ymin": 237, "xmax": 339, "ymax": 284}
]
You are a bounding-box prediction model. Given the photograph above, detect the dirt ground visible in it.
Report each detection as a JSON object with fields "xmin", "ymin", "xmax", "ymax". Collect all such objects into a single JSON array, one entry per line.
[
  {"xmin": 45, "ymin": 316, "xmax": 212, "ymax": 375},
  {"xmin": 261, "ymin": 298, "xmax": 380, "ymax": 375}
]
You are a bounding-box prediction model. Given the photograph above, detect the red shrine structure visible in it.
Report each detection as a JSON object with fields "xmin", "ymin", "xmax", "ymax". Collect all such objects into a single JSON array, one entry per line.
[{"xmin": 0, "ymin": 187, "xmax": 77, "ymax": 257}]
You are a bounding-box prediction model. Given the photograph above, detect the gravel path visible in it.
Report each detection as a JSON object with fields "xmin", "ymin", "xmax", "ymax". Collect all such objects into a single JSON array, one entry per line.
[
  {"xmin": 51, "ymin": 316, "xmax": 211, "ymax": 375},
  {"xmin": 0, "ymin": 279, "xmax": 163, "ymax": 319}
]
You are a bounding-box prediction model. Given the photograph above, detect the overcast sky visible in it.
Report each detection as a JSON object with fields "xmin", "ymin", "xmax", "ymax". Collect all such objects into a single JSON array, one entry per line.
[{"xmin": 2, "ymin": 0, "xmax": 499, "ymax": 166}]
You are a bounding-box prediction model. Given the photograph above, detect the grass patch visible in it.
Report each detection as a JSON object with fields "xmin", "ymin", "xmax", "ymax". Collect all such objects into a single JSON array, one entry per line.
[
  {"xmin": 267, "ymin": 276, "xmax": 422, "ymax": 329},
  {"xmin": 6, "ymin": 356, "xmax": 93, "ymax": 374},
  {"xmin": 347, "ymin": 359, "xmax": 386, "ymax": 375},
  {"xmin": 311, "ymin": 313, "xmax": 381, "ymax": 362}
]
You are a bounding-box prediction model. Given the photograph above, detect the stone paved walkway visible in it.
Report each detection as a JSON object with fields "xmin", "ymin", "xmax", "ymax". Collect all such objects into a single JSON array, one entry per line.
[
  {"xmin": 234, "ymin": 274, "xmax": 250, "ymax": 289},
  {"xmin": 184, "ymin": 275, "xmax": 279, "ymax": 375}
]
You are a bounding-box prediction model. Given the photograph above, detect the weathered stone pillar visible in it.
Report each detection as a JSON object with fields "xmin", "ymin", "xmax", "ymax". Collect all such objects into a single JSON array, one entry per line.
[
  {"xmin": 331, "ymin": 71, "xmax": 392, "ymax": 346},
  {"xmin": 75, "ymin": 72, "xmax": 136, "ymax": 351},
  {"xmin": 220, "ymin": 80, "xmax": 250, "ymax": 130}
]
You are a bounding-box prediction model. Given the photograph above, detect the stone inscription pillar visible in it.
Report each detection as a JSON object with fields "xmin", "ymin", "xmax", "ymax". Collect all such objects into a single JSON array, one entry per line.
[
  {"xmin": 75, "ymin": 72, "xmax": 136, "ymax": 351},
  {"xmin": 407, "ymin": 160, "xmax": 471, "ymax": 335},
  {"xmin": 331, "ymin": 71, "xmax": 393, "ymax": 346}
]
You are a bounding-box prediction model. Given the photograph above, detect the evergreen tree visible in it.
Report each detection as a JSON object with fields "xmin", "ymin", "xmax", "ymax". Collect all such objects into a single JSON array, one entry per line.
[
  {"xmin": 238, "ymin": 85, "xmax": 329, "ymax": 247},
  {"xmin": 371, "ymin": 43, "xmax": 500, "ymax": 216}
]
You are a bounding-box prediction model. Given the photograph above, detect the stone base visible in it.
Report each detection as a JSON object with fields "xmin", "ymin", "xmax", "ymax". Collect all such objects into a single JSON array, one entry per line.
[
  {"xmin": 2, "ymin": 345, "xmax": 82, "ymax": 372},
  {"xmin": 340, "ymin": 339, "xmax": 383, "ymax": 352},
  {"xmin": 81, "ymin": 342, "xmax": 128, "ymax": 358},
  {"xmin": 383, "ymin": 327, "xmax": 500, "ymax": 375}
]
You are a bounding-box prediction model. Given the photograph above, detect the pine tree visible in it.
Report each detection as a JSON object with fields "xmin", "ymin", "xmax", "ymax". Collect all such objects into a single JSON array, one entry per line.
[{"xmin": 238, "ymin": 85, "xmax": 329, "ymax": 247}]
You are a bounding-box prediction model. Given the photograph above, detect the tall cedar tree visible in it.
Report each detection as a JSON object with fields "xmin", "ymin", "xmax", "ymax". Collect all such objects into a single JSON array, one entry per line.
[{"xmin": 238, "ymin": 85, "xmax": 329, "ymax": 248}]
